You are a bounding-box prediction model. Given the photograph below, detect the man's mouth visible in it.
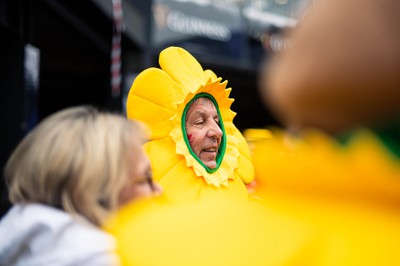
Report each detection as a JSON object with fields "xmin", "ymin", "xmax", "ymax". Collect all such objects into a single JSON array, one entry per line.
[{"xmin": 202, "ymin": 147, "xmax": 218, "ymax": 152}]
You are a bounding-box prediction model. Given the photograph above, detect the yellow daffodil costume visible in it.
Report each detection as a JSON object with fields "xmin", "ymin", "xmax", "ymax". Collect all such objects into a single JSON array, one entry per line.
[{"xmin": 126, "ymin": 47, "xmax": 254, "ymax": 202}]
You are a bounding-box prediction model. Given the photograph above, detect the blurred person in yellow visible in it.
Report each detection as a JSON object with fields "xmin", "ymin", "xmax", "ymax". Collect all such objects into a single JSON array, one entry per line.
[
  {"xmin": 0, "ymin": 106, "xmax": 162, "ymax": 266},
  {"xmin": 250, "ymin": 0, "xmax": 400, "ymax": 264},
  {"xmin": 126, "ymin": 46, "xmax": 254, "ymax": 202}
]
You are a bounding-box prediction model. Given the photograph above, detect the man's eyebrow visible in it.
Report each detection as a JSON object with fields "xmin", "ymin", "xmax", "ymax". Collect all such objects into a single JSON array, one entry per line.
[
  {"xmin": 195, "ymin": 110, "xmax": 207, "ymax": 115},
  {"xmin": 189, "ymin": 110, "xmax": 206, "ymax": 117},
  {"xmin": 188, "ymin": 109, "xmax": 218, "ymax": 118}
]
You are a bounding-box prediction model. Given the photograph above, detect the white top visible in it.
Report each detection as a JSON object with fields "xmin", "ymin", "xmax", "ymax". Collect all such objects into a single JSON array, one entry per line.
[{"xmin": 0, "ymin": 204, "xmax": 120, "ymax": 266}]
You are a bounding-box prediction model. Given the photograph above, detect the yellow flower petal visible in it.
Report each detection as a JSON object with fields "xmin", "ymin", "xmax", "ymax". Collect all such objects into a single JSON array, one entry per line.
[
  {"xmin": 127, "ymin": 68, "xmax": 183, "ymax": 139},
  {"xmin": 159, "ymin": 46, "xmax": 212, "ymax": 91}
]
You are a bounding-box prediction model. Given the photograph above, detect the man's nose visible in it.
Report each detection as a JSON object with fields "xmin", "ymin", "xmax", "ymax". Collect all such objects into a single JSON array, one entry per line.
[{"xmin": 207, "ymin": 121, "xmax": 223, "ymax": 139}]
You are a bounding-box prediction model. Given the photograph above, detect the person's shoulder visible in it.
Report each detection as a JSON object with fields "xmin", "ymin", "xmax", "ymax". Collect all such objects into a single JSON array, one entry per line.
[
  {"xmin": 0, "ymin": 203, "xmax": 85, "ymax": 234},
  {"xmin": 0, "ymin": 204, "xmax": 118, "ymax": 266}
]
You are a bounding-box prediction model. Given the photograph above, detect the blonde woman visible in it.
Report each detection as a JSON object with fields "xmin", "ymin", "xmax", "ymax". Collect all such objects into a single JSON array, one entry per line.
[{"xmin": 0, "ymin": 106, "xmax": 161, "ymax": 266}]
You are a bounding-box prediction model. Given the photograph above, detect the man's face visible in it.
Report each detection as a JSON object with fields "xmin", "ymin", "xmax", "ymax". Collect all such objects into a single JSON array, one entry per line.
[{"xmin": 185, "ymin": 98, "xmax": 222, "ymax": 169}]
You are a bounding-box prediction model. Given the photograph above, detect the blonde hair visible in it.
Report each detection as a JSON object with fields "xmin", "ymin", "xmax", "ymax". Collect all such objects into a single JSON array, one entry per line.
[{"xmin": 5, "ymin": 106, "xmax": 147, "ymax": 226}]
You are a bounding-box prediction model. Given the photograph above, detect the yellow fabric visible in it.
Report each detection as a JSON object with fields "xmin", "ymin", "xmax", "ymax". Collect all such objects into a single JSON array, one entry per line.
[
  {"xmin": 105, "ymin": 196, "xmax": 318, "ymax": 266},
  {"xmin": 105, "ymin": 128, "xmax": 400, "ymax": 265},
  {"xmin": 126, "ymin": 46, "xmax": 254, "ymax": 202}
]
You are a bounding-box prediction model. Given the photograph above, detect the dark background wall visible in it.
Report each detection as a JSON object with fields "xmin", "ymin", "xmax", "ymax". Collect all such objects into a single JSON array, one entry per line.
[{"xmin": 0, "ymin": 0, "xmax": 125, "ymax": 217}]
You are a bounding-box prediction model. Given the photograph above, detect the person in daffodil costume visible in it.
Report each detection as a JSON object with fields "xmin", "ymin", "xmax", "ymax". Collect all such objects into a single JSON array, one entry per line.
[{"xmin": 126, "ymin": 46, "xmax": 254, "ymax": 202}]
